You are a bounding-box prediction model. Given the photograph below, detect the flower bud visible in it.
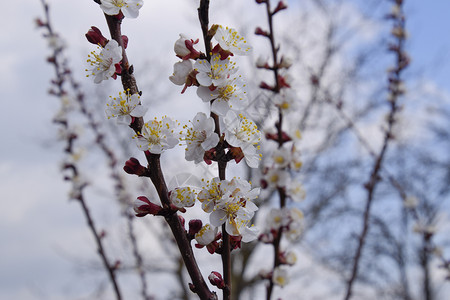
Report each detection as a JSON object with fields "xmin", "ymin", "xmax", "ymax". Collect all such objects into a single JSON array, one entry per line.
[
  {"xmin": 124, "ymin": 157, "xmax": 147, "ymax": 176},
  {"xmin": 121, "ymin": 35, "xmax": 128, "ymax": 49},
  {"xmin": 259, "ymin": 81, "xmax": 274, "ymax": 91},
  {"xmin": 279, "ymin": 56, "xmax": 293, "ymax": 69},
  {"xmin": 256, "ymin": 56, "xmax": 269, "ymax": 69},
  {"xmin": 279, "ymin": 251, "xmax": 297, "ymax": 266},
  {"xmin": 255, "ymin": 27, "xmax": 269, "ymax": 37},
  {"xmin": 174, "ymin": 34, "xmax": 191, "ymax": 58},
  {"xmin": 277, "ymin": 74, "xmax": 291, "ymax": 88},
  {"xmin": 134, "ymin": 196, "xmax": 162, "ymax": 217},
  {"xmin": 188, "ymin": 219, "xmax": 203, "ymax": 236},
  {"xmin": 178, "ymin": 215, "xmax": 186, "ymax": 228},
  {"xmin": 273, "ymin": 1, "xmax": 288, "ymax": 14},
  {"xmin": 85, "ymin": 26, "xmax": 108, "ymax": 47},
  {"xmin": 208, "ymin": 271, "xmax": 225, "ymax": 289},
  {"xmin": 174, "ymin": 34, "xmax": 201, "ymax": 60}
]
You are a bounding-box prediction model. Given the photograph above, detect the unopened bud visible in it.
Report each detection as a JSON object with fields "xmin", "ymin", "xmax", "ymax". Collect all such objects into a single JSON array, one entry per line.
[
  {"xmin": 85, "ymin": 26, "xmax": 108, "ymax": 47},
  {"xmin": 273, "ymin": 1, "xmax": 288, "ymax": 14},
  {"xmin": 124, "ymin": 157, "xmax": 148, "ymax": 176},
  {"xmin": 208, "ymin": 271, "xmax": 225, "ymax": 289},
  {"xmin": 35, "ymin": 18, "xmax": 46, "ymax": 27},
  {"xmin": 121, "ymin": 35, "xmax": 128, "ymax": 49},
  {"xmin": 277, "ymin": 74, "xmax": 291, "ymax": 88},
  {"xmin": 279, "ymin": 56, "xmax": 293, "ymax": 69},
  {"xmin": 259, "ymin": 81, "xmax": 274, "ymax": 91},
  {"xmin": 134, "ymin": 196, "xmax": 162, "ymax": 217},
  {"xmin": 189, "ymin": 219, "xmax": 203, "ymax": 236},
  {"xmin": 174, "ymin": 34, "xmax": 201, "ymax": 60},
  {"xmin": 255, "ymin": 27, "xmax": 269, "ymax": 37},
  {"xmin": 178, "ymin": 215, "xmax": 186, "ymax": 228}
]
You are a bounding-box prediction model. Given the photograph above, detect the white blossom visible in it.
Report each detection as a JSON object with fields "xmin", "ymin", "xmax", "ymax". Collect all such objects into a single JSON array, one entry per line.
[
  {"xmin": 224, "ymin": 111, "xmax": 262, "ymax": 168},
  {"xmin": 134, "ymin": 116, "xmax": 179, "ymax": 154},
  {"xmin": 272, "ymin": 266, "xmax": 289, "ymax": 287},
  {"xmin": 86, "ymin": 39, "xmax": 122, "ymax": 84},
  {"xmin": 287, "ymin": 181, "xmax": 306, "ymax": 202},
  {"xmin": 169, "ymin": 60, "xmax": 193, "ymax": 86},
  {"xmin": 289, "ymin": 147, "xmax": 303, "ymax": 171},
  {"xmin": 170, "ymin": 186, "xmax": 196, "ymax": 208},
  {"xmin": 194, "ymin": 54, "xmax": 237, "ymax": 87},
  {"xmin": 264, "ymin": 168, "xmax": 290, "ymax": 188},
  {"xmin": 195, "ymin": 224, "xmax": 218, "ymax": 246},
  {"xmin": 182, "ymin": 112, "xmax": 219, "ymax": 164},
  {"xmin": 197, "ymin": 76, "xmax": 248, "ymax": 116},
  {"xmin": 174, "ymin": 34, "xmax": 191, "ymax": 57},
  {"xmin": 100, "ymin": 0, "xmax": 144, "ymax": 18},
  {"xmin": 273, "ymin": 88, "xmax": 298, "ymax": 113},
  {"xmin": 214, "ymin": 25, "xmax": 252, "ymax": 55},
  {"xmin": 403, "ymin": 196, "xmax": 419, "ymax": 209},
  {"xmin": 105, "ymin": 91, "xmax": 147, "ymax": 124},
  {"xmin": 271, "ymin": 147, "xmax": 291, "ymax": 168},
  {"xmin": 198, "ymin": 178, "xmax": 260, "ymax": 242},
  {"xmin": 285, "ymin": 251, "xmax": 297, "ymax": 266},
  {"xmin": 266, "ymin": 208, "xmax": 290, "ymax": 230}
]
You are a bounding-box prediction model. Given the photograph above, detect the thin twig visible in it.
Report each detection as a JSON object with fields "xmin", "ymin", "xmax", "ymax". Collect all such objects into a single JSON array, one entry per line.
[
  {"xmin": 38, "ymin": 1, "xmax": 123, "ymax": 299},
  {"xmin": 344, "ymin": 1, "xmax": 409, "ymax": 299}
]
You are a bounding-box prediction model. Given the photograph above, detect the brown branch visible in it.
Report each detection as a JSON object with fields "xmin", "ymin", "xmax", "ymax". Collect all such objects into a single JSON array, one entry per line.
[
  {"xmin": 198, "ymin": 1, "xmax": 231, "ymax": 299},
  {"xmin": 102, "ymin": 9, "xmax": 216, "ymax": 300},
  {"xmin": 256, "ymin": 1, "xmax": 290, "ymax": 299}
]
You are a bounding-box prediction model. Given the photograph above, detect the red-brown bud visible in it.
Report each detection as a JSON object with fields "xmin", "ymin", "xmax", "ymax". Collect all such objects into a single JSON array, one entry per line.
[
  {"xmin": 85, "ymin": 26, "xmax": 108, "ymax": 47},
  {"xmin": 277, "ymin": 74, "xmax": 291, "ymax": 88},
  {"xmin": 124, "ymin": 157, "xmax": 147, "ymax": 176},
  {"xmin": 259, "ymin": 81, "xmax": 274, "ymax": 91},
  {"xmin": 188, "ymin": 219, "xmax": 203, "ymax": 236},
  {"xmin": 273, "ymin": 1, "xmax": 288, "ymax": 14},
  {"xmin": 208, "ymin": 271, "xmax": 226, "ymax": 289},
  {"xmin": 255, "ymin": 27, "xmax": 270, "ymax": 37},
  {"xmin": 178, "ymin": 215, "xmax": 186, "ymax": 228},
  {"xmin": 134, "ymin": 196, "xmax": 162, "ymax": 217}
]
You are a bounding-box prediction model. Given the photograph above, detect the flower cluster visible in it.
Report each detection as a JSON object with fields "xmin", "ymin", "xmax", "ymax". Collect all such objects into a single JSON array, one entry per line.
[
  {"xmin": 259, "ymin": 207, "xmax": 304, "ymax": 243},
  {"xmin": 170, "ymin": 25, "xmax": 262, "ymax": 168},
  {"xmin": 197, "ymin": 177, "xmax": 260, "ymax": 243},
  {"xmin": 105, "ymin": 90, "xmax": 147, "ymax": 124}
]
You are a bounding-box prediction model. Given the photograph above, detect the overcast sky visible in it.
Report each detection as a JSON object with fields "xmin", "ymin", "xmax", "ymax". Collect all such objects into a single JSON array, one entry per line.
[{"xmin": 1, "ymin": 0, "xmax": 449, "ymax": 299}]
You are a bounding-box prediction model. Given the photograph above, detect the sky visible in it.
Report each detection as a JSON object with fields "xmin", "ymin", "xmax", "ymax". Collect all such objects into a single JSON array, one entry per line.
[{"xmin": 1, "ymin": 0, "xmax": 449, "ymax": 299}]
